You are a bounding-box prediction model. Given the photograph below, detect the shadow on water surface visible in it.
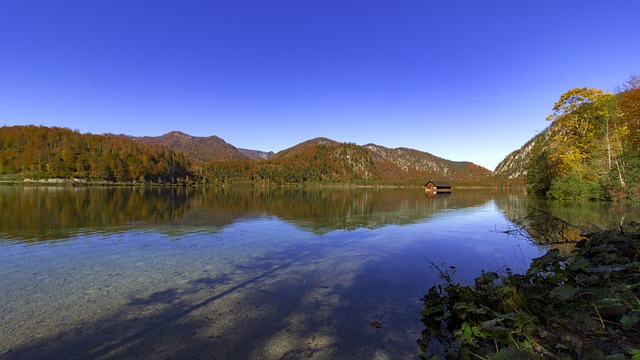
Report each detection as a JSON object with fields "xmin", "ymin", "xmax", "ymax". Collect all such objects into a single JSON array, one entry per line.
[{"xmin": 3, "ymin": 239, "xmax": 424, "ymax": 360}]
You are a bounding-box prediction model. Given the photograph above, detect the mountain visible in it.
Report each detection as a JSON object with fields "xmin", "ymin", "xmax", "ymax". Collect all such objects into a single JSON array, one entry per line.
[
  {"xmin": 133, "ymin": 131, "xmax": 275, "ymax": 162},
  {"xmin": 364, "ymin": 144, "xmax": 490, "ymax": 180},
  {"xmin": 133, "ymin": 131, "xmax": 250, "ymax": 162},
  {"xmin": 0, "ymin": 125, "xmax": 190, "ymax": 182},
  {"xmin": 0, "ymin": 126, "xmax": 491, "ymax": 184},
  {"xmin": 237, "ymin": 148, "xmax": 275, "ymax": 160},
  {"xmin": 271, "ymin": 137, "xmax": 338, "ymax": 158},
  {"xmin": 135, "ymin": 132, "xmax": 491, "ymax": 182},
  {"xmin": 493, "ymin": 128, "xmax": 550, "ymax": 179},
  {"xmin": 268, "ymin": 137, "xmax": 491, "ymax": 182}
]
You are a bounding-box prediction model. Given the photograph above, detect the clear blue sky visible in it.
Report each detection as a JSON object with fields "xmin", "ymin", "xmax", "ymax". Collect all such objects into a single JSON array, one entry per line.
[{"xmin": 1, "ymin": 1, "xmax": 639, "ymax": 170}]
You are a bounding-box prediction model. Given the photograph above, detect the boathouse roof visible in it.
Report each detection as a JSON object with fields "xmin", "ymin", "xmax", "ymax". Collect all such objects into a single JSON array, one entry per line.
[{"xmin": 423, "ymin": 180, "xmax": 452, "ymax": 189}]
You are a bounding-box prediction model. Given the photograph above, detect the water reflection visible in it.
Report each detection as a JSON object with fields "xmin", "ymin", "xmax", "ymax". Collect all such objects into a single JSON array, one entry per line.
[
  {"xmin": 1, "ymin": 186, "xmax": 638, "ymax": 246},
  {"xmin": 0, "ymin": 186, "xmax": 500, "ymax": 244},
  {"xmin": 494, "ymin": 194, "xmax": 640, "ymax": 247},
  {"xmin": 0, "ymin": 186, "xmax": 191, "ymax": 243},
  {"xmin": 0, "ymin": 189, "xmax": 542, "ymax": 360},
  {"xmin": 6, "ymin": 186, "xmax": 635, "ymax": 359}
]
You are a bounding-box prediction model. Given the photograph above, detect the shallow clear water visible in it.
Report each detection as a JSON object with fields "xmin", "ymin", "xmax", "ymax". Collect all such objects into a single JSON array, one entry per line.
[{"xmin": 0, "ymin": 187, "xmax": 634, "ymax": 359}]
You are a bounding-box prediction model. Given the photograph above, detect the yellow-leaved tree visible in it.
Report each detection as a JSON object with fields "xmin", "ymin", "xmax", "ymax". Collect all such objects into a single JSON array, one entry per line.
[
  {"xmin": 545, "ymin": 87, "xmax": 607, "ymax": 177},
  {"xmin": 525, "ymin": 75, "xmax": 640, "ymax": 200}
]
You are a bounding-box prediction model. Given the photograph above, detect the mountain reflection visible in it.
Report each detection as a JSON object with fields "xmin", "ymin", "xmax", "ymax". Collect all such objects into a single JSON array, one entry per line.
[
  {"xmin": 0, "ymin": 186, "xmax": 191, "ymax": 243},
  {"xmin": 3, "ymin": 186, "xmax": 638, "ymax": 245},
  {"xmin": 0, "ymin": 186, "xmax": 503, "ymax": 244}
]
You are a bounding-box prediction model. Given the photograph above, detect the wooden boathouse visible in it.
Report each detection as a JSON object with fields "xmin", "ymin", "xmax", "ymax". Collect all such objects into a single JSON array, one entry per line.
[{"xmin": 424, "ymin": 180, "xmax": 452, "ymax": 194}]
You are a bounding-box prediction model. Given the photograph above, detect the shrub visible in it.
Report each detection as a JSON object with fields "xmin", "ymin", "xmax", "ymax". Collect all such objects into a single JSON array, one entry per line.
[{"xmin": 548, "ymin": 173, "xmax": 602, "ymax": 200}]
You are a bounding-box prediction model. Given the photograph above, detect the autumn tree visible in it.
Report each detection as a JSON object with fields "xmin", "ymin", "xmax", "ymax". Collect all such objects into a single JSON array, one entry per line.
[
  {"xmin": 614, "ymin": 74, "xmax": 640, "ymax": 197},
  {"xmin": 545, "ymin": 87, "xmax": 606, "ymax": 175},
  {"xmin": 526, "ymin": 78, "xmax": 640, "ymax": 200}
]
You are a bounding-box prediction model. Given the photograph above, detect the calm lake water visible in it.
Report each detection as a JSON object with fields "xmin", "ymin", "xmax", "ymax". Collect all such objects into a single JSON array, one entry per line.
[{"xmin": 1, "ymin": 186, "xmax": 637, "ymax": 359}]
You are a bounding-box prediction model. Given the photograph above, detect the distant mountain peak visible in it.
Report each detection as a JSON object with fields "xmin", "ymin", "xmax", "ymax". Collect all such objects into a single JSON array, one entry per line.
[
  {"xmin": 164, "ymin": 130, "xmax": 192, "ymax": 138},
  {"xmin": 159, "ymin": 131, "xmax": 195, "ymax": 144},
  {"xmin": 303, "ymin": 137, "xmax": 338, "ymax": 146},
  {"xmin": 133, "ymin": 131, "xmax": 247, "ymax": 162}
]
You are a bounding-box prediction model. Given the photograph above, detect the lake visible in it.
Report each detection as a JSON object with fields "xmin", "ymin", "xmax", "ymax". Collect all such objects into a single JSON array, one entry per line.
[{"xmin": 0, "ymin": 186, "xmax": 637, "ymax": 359}]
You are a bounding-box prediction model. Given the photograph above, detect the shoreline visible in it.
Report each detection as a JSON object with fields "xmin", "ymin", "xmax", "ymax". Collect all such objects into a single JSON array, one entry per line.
[{"xmin": 0, "ymin": 177, "xmax": 517, "ymax": 190}]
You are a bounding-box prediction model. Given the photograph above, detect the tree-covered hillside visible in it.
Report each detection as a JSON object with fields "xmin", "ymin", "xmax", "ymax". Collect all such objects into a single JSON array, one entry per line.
[
  {"xmin": 0, "ymin": 127, "xmax": 492, "ymax": 185},
  {"xmin": 0, "ymin": 125, "xmax": 191, "ymax": 183},
  {"xmin": 133, "ymin": 131, "xmax": 251, "ymax": 162},
  {"xmin": 495, "ymin": 75, "xmax": 640, "ymax": 200},
  {"xmin": 200, "ymin": 140, "xmax": 491, "ymax": 184}
]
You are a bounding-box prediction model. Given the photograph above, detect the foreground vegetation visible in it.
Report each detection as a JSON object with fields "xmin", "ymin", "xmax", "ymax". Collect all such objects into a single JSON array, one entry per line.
[{"xmin": 418, "ymin": 219, "xmax": 640, "ymax": 359}]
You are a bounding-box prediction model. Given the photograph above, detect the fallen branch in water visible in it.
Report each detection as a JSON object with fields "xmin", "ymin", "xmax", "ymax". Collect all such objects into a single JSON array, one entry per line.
[{"xmin": 501, "ymin": 206, "xmax": 601, "ymax": 245}]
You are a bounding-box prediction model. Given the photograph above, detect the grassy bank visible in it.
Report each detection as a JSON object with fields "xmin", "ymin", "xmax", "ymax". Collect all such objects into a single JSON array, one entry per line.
[{"xmin": 419, "ymin": 222, "xmax": 640, "ymax": 359}]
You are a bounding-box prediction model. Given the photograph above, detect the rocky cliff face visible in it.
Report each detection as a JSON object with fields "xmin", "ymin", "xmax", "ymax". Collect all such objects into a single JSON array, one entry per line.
[
  {"xmin": 493, "ymin": 127, "xmax": 551, "ymax": 179},
  {"xmin": 365, "ymin": 144, "xmax": 483, "ymax": 178},
  {"xmin": 237, "ymin": 148, "xmax": 275, "ymax": 160}
]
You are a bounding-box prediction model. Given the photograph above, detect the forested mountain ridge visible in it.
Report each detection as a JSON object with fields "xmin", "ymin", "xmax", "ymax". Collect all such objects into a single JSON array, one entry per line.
[
  {"xmin": 130, "ymin": 132, "xmax": 492, "ymax": 183},
  {"xmin": 271, "ymin": 137, "xmax": 338, "ymax": 159},
  {"xmin": 0, "ymin": 125, "xmax": 190, "ymax": 182},
  {"xmin": 132, "ymin": 131, "xmax": 254, "ymax": 162},
  {"xmin": 200, "ymin": 138, "xmax": 491, "ymax": 184},
  {"xmin": 493, "ymin": 75, "xmax": 640, "ymax": 200},
  {"xmin": 132, "ymin": 131, "xmax": 275, "ymax": 161},
  {"xmin": 271, "ymin": 138, "xmax": 491, "ymax": 181},
  {"xmin": 0, "ymin": 126, "xmax": 491, "ymax": 184},
  {"xmin": 364, "ymin": 144, "xmax": 489, "ymax": 180}
]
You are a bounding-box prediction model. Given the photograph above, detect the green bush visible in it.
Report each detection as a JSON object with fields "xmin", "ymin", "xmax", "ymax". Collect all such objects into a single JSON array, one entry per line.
[{"xmin": 548, "ymin": 173, "xmax": 602, "ymax": 200}]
